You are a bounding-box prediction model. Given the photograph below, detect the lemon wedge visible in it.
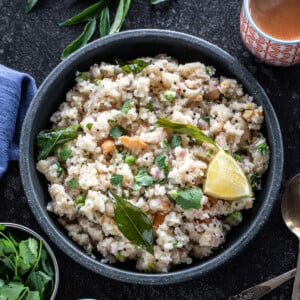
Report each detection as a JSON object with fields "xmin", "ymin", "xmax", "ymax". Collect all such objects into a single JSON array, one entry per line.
[{"xmin": 203, "ymin": 150, "xmax": 253, "ymax": 200}]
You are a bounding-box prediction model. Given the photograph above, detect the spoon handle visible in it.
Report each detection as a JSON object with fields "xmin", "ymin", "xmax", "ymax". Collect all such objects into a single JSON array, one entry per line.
[
  {"xmin": 292, "ymin": 240, "xmax": 300, "ymax": 300},
  {"xmin": 228, "ymin": 268, "xmax": 296, "ymax": 300}
]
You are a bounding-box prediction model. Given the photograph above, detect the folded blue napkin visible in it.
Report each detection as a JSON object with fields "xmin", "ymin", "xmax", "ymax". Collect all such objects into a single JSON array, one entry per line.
[{"xmin": 0, "ymin": 65, "xmax": 37, "ymax": 178}]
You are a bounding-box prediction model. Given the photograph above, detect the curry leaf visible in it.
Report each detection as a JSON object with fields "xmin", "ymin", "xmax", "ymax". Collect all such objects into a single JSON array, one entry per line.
[
  {"xmin": 61, "ymin": 18, "xmax": 97, "ymax": 59},
  {"xmin": 109, "ymin": 0, "xmax": 132, "ymax": 34},
  {"xmin": 25, "ymin": 0, "xmax": 39, "ymax": 14},
  {"xmin": 36, "ymin": 125, "xmax": 81, "ymax": 160},
  {"xmin": 99, "ymin": 6, "xmax": 111, "ymax": 36},
  {"xmin": 59, "ymin": 0, "xmax": 109, "ymax": 26},
  {"xmin": 156, "ymin": 118, "xmax": 218, "ymax": 148},
  {"xmin": 116, "ymin": 58, "xmax": 150, "ymax": 74},
  {"xmin": 169, "ymin": 188, "xmax": 203, "ymax": 209},
  {"xmin": 109, "ymin": 192, "xmax": 154, "ymax": 254}
]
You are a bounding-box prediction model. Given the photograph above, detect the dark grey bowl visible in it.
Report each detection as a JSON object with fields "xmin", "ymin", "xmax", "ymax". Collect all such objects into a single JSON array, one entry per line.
[{"xmin": 19, "ymin": 29, "xmax": 283, "ymax": 285}]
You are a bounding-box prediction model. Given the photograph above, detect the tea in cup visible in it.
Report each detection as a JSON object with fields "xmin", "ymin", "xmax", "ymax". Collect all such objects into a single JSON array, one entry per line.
[{"xmin": 240, "ymin": 0, "xmax": 300, "ymax": 66}]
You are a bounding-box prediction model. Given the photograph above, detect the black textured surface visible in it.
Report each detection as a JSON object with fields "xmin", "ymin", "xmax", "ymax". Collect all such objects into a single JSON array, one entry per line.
[{"xmin": 0, "ymin": 0, "xmax": 299, "ymax": 299}]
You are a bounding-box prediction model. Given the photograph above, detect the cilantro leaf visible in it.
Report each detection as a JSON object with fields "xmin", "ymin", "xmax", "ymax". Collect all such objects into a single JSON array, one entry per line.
[
  {"xmin": 110, "ymin": 174, "xmax": 124, "ymax": 186},
  {"xmin": 19, "ymin": 238, "xmax": 38, "ymax": 265},
  {"xmin": 27, "ymin": 270, "xmax": 52, "ymax": 292},
  {"xmin": 256, "ymin": 142, "xmax": 268, "ymax": 155},
  {"xmin": 155, "ymin": 152, "xmax": 167, "ymax": 169},
  {"xmin": 133, "ymin": 167, "xmax": 153, "ymax": 190},
  {"xmin": 0, "ymin": 281, "xmax": 26, "ymax": 299},
  {"xmin": 67, "ymin": 178, "xmax": 79, "ymax": 189},
  {"xmin": 171, "ymin": 135, "xmax": 182, "ymax": 149},
  {"xmin": 109, "ymin": 125, "xmax": 126, "ymax": 138},
  {"xmin": 169, "ymin": 188, "xmax": 203, "ymax": 209},
  {"xmin": 121, "ymin": 99, "xmax": 132, "ymax": 114}
]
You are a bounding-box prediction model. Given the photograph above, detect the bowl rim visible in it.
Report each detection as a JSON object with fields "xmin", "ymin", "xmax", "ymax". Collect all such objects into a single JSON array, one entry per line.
[
  {"xmin": 0, "ymin": 222, "xmax": 59, "ymax": 299},
  {"xmin": 19, "ymin": 29, "xmax": 284, "ymax": 285}
]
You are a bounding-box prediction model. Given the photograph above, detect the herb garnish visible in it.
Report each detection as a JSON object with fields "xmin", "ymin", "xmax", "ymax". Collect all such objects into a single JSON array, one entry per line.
[
  {"xmin": 133, "ymin": 167, "xmax": 153, "ymax": 190},
  {"xmin": 55, "ymin": 162, "xmax": 63, "ymax": 177},
  {"xmin": 75, "ymin": 194, "xmax": 86, "ymax": 207},
  {"xmin": 121, "ymin": 99, "xmax": 132, "ymax": 114},
  {"xmin": 256, "ymin": 142, "xmax": 268, "ymax": 155},
  {"xmin": 67, "ymin": 178, "xmax": 79, "ymax": 189},
  {"xmin": 109, "ymin": 125, "xmax": 126, "ymax": 138},
  {"xmin": 108, "ymin": 192, "xmax": 154, "ymax": 254},
  {"xmin": 58, "ymin": 146, "xmax": 72, "ymax": 161},
  {"xmin": 169, "ymin": 188, "xmax": 203, "ymax": 210},
  {"xmin": 0, "ymin": 225, "xmax": 55, "ymax": 299},
  {"xmin": 156, "ymin": 118, "xmax": 218, "ymax": 148},
  {"xmin": 86, "ymin": 123, "xmax": 94, "ymax": 130},
  {"xmin": 250, "ymin": 173, "xmax": 261, "ymax": 187},
  {"xmin": 36, "ymin": 125, "xmax": 81, "ymax": 160},
  {"xmin": 171, "ymin": 135, "xmax": 182, "ymax": 149},
  {"xmin": 116, "ymin": 59, "xmax": 150, "ymax": 74},
  {"xmin": 155, "ymin": 152, "xmax": 169, "ymax": 177},
  {"xmin": 110, "ymin": 174, "xmax": 124, "ymax": 186}
]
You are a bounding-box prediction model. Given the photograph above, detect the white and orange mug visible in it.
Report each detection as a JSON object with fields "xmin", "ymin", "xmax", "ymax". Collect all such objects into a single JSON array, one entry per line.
[{"xmin": 240, "ymin": 0, "xmax": 300, "ymax": 66}]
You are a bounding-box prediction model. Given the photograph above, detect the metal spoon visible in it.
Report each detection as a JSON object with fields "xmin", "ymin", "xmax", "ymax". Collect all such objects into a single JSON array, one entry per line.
[{"xmin": 282, "ymin": 174, "xmax": 300, "ymax": 300}]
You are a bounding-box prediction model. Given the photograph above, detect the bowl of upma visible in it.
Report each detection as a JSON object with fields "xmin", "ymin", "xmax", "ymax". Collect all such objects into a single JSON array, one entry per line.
[{"xmin": 19, "ymin": 29, "xmax": 283, "ymax": 284}]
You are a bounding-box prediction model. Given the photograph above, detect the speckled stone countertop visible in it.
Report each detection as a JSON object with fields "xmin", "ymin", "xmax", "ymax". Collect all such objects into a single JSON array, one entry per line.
[{"xmin": 0, "ymin": 0, "xmax": 299, "ymax": 299}]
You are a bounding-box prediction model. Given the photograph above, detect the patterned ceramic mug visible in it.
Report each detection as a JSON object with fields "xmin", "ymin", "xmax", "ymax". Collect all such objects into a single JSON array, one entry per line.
[{"xmin": 240, "ymin": 0, "xmax": 300, "ymax": 66}]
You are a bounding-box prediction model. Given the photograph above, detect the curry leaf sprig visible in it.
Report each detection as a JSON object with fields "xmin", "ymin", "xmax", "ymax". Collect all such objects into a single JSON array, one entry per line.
[{"xmin": 25, "ymin": 0, "xmax": 171, "ymax": 59}]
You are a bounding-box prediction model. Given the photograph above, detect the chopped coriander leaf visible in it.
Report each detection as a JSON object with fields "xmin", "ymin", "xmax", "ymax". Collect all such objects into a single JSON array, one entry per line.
[
  {"xmin": 125, "ymin": 155, "xmax": 136, "ymax": 166},
  {"xmin": 250, "ymin": 173, "xmax": 261, "ymax": 186},
  {"xmin": 224, "ymin": 91, "xmax": 234, "ymax": 100},
  {"xmin": 67, "ymin": 178, "xmax": 79, "ymax": 189},
  {"xmin": 55, "ymin": 162, "xmax": 63, "ymax": 177},
  {"xmin": 233, "ymin": 151, "xmax": 242, "ymax": 162},
  {"xmin": 162, "ymin": 139, "xmax": 169, "ymax": 149},
  {"xmin": 163, "ymin": 90, "xmax": 176, "ymax": 102},
  {"xmin": 205, "ymin": 65, "xmax": 216, "ymax": 75},
  {"xmin": 86, "ymin": 123, "xmax": 93, "ymax": 130},
  {"xmin": 173, "ymin": 241, "xmax": 179, "ymax": 249},
  {"xmin": 121, "ymin": 151, "xmax": 128, "ymax": 159},
  {"xmin": 133, "ymin": 167, "xmax": 153, "ymax": 190},
  {"xmin": 110, "ymin": 174, "xmax": 124, "ymax": 186},
  {"xmin": 155, "ymin": 152, "xmax": 167, "ymax": 169},
  {"xmin": 171, "ymin": 135, "xmax": 182, "ymax": 149},
  {"xmin": 94, "ymin": 79, "xmax": 101, "ymax": 86},
  {"xmin": 206, "ymin": 149, "xmax": 213, "ymax": 156},
  {"xmin": 75, "ymin": 194, "xmax": 86, "ymax": 206},
  {"xmin": 79, "ymin": 72, "xmax": 89, "ymax": 80},
  {"xmin": 169, "ymin": 188, "xmax": 203, "ymax": 210},
  {"xmin": 109, "ymin": 125, "xmax": 126, "ymax": 138},
  {"xmin": 146, "ymin": 101, "xmax": 154, "ymax": 111},
  {"xmin": 59, "ymin": 146, "xmax": 72, "ymax": 161},
  {"xmin": 121, "ymin": 99, "xmax": 132, "ymax": 114},
  {"xmin": 256, "ymin": 142, "xmax": 268, "ymax": 155},
  {"xmin": 204, "ymin": 115, "xmax": 211, "ymax": 124}
]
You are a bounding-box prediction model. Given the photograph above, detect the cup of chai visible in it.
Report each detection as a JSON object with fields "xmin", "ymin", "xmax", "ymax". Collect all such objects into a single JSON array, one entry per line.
[{"xmin": 240, "ymin": 0, "xmax": 300, "ymax": 66}]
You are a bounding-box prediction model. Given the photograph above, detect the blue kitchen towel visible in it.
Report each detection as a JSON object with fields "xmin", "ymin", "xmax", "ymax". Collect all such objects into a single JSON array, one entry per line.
[{"xmin": 0, "ymin": 64, "xmax": 37, "ymax": 178}]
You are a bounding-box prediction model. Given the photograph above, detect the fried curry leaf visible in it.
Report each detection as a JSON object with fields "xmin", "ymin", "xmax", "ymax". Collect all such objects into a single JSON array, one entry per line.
[
  {"xmin": 36, "ymin": 125, "xmax": 81, "ymax": 160},
  {"xmin": 116, "ymin": 58, "xmax": 150, "ymax": 74},
  {"xmin": 109, "ymin": 192, "xmax": 154, "ymax": 254},
  {"xmin": 156, "ymin": 118, "xmax": 218, "ymax": 148}
]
